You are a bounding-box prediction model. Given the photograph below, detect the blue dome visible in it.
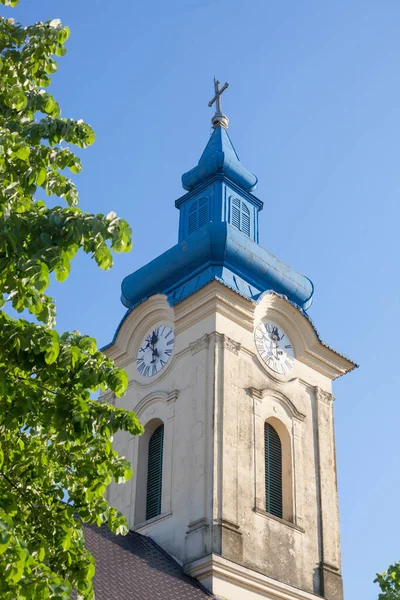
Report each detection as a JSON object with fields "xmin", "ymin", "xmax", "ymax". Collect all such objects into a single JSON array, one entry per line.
[{"xmin": 121, "ymin": 222, "xmax": 314, "ymax": 311}]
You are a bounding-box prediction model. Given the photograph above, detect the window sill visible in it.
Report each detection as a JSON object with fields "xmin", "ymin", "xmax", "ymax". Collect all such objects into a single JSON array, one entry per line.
[
  {"xmin": 133, "ymin": 511, "xmax": 172, "ymax": 532},
  {"xmin": 254, "ymin": 507, "xmax": 305, "ymax": 533}
]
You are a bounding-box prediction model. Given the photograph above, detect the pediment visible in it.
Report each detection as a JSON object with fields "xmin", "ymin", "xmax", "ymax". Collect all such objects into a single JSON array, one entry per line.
[{"xmin": 254, "ymin": 292, "xmax": 357, "ymax": 380}]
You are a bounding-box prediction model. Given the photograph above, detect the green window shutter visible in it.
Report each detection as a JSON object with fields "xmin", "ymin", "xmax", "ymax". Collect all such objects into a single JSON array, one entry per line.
[
  {"xmin": 146, "ymin": 424, "xmax": 164, "ymax": 520},
  {"xmin": 265, "ymin": 422, "xmax": 283, "ymax": 519}
]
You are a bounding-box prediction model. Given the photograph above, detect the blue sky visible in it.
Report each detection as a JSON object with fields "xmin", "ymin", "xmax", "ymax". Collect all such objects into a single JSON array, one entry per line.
[{"xmin": 6, "ymin": 1, "xmax": 400, "ymax": 597}]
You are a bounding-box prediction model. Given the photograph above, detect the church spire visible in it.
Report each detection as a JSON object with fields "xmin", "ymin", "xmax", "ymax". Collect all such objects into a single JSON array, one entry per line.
[
  {"xmin": 182, "ymin": 79, "xmax": 258, "ymax": 193},
  {"xmin": 121, "ymin": 81, "xmax": 314, "ymax": 313}
]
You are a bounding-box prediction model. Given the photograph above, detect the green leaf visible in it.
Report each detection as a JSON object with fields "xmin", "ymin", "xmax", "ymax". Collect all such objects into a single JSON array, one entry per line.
[
  {"xmin": 57, "ymin": 26, "xmax": 70, "ymax": 44},
  {"xmin": 45, "ymin": 330, "xmax": 60, "ymax": 364},
  {"xmin": 43, "ymin": 94, "xmax": 55, "ymax": 115},
  {"xmin": 0, "ymin": 511, "xmax": 13, "ymax": 555},
  {"xmin": 36, "ymin": 168, "xmax": 47, "ymax": 186},
  {"xmin": 55, "ymin": 44, "xmax": 68, "ymax": 57},
  {"xmin": 112, "ymin": 369, "xmax": 128, "ymax": 397},
  {"xmin": 16, "ymin": 146, "xmax": 30, "ymax": 161}
]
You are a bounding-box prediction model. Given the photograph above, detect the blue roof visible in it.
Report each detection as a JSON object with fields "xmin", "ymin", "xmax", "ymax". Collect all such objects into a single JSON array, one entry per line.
[
  {"xmin": 119, "ymin": 121, "xmax": 314, "ymax": 327},
  {"xmin": 121, "ymin": 222, "xmax": 313, "ymax": 311},
  {"xmin": 181, "ymin": 126, "xmax": 258, "ymax": 192}
]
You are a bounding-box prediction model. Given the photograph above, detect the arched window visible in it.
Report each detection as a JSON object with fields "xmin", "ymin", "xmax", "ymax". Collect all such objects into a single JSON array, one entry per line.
[
  {"xmin": 264, "ymin": 422, "xmax": 283, "ymax": 518},
  {"xmin": 188, "ymin": 198, "xmax": 209, "ymax": 235},
  {"xmin": 146, "ymin": 424, "xmax": 164, "ymax": 520},
  {"xmin": 231, "ymin": 198, "xmax": 251, "ymax": 236}
]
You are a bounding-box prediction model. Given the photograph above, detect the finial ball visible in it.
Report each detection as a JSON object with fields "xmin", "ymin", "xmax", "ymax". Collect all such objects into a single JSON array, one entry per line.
[{"xmin": 211, "ymin": 113, "xmax": 229, "ymax": 129}]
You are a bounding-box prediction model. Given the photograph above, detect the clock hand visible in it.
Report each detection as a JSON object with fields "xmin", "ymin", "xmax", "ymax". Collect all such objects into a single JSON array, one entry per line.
[{"xmin": 151, "ymin": 348, "xmax": 159, "ymax": 364}]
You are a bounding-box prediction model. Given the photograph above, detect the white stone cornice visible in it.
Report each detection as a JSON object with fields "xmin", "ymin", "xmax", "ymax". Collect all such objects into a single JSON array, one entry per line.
[
  {"xmin": 224, "ymin": 335, "xmax": 242, "ymax": 355},
  {"xmin": 220, "ymin": 334, "xmax": 241, "ymax": 355},
  {"xmin": 185, "ymin": 554, "xmax": 323, "ymax": 600},
  {"xmin": 167, "ymin": 390, "xmax": 179, "ymax": 403},
  {"xmin": 314, "ymin": 386, "xmax": 335, "ymax": 405},
  {"xmin": 190, "ymin": 334, "xmax": 210, "ymax": 355}
]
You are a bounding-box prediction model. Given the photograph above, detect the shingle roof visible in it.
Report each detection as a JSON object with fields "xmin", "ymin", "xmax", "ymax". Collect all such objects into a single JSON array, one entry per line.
[{"xmin": 83, "ymin": 525, "xmax": 213, "ymax": 600}]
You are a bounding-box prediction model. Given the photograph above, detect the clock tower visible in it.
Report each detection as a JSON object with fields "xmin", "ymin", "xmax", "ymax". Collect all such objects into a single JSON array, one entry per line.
[{"xmin": 104, "ymin": 82, "xmax": 356, "ymax": 600}]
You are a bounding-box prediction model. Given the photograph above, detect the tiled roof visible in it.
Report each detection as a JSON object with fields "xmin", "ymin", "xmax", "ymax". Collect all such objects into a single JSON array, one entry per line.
[{"xmin": 83, "ymin": 525, "xmax": 213, "ymax": 600}]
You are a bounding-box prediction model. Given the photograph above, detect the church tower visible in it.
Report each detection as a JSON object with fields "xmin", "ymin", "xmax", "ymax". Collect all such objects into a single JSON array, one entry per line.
[{"xmin": 104, "ymin": 81, "xmax": 356, "ymax": 600}]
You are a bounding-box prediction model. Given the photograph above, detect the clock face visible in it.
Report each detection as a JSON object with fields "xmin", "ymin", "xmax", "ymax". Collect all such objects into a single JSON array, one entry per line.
[
  {"xmin": 254, "ymin": 321, "xmax": 294, "ymax": 375},
  {"xmin": 136, "ymin": 325, "xmax": 175, "ymax": 377}
]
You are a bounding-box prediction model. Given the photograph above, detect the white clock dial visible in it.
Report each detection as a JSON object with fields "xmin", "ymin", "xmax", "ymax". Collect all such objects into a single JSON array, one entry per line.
[
  {"xmin": 136, "ymin": 325, "xmax": 175, "ymax": 377},
  {"xmin": 254, "ymin": 321, "xmax": 294, "ymax": 375}
]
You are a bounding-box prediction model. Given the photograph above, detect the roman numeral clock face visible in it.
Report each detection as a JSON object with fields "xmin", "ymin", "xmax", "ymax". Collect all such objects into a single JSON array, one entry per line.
[
  {"xmin": 254, "ymin": 321, "xmax": 294, "ymax": 375},
  {"xmin": 136, "ymin": 325, "xmax": 175, "ymax": 377}
]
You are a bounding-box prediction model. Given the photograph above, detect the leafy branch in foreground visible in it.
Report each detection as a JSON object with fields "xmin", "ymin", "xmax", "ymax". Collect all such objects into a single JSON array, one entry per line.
[
  {"xmin": 0, "ymin": 11, "xmax": 143, "ymax": 600},
  {"xmin": 375, "ymin": 563, "xmax": 400, "ymax": 600}
]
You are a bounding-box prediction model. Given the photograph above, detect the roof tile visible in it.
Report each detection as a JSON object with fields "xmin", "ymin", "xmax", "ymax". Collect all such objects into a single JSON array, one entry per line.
[{"xmin": 83, "ymin": 525, "xmax": 213, "ymax": 600}]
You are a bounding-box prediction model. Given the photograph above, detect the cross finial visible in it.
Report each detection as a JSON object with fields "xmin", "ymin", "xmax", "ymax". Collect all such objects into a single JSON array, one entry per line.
[{"xmin": 208, "ymin": 77, "xmax": 229, "ymax": 129}]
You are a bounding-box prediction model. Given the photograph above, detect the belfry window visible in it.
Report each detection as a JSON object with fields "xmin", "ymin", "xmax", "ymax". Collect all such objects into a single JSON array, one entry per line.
[
  {"xmin": 264, "ymin": 422, "xmax": 283, "ymax": 518},
  {"xmin": 188, "ymin": 197, "xmax": 209, "ymax": 235},
  {"xmin": 231, "ymin": 198, "xmax": 251, "ymax": 236},
  {"xmin": 146, "ymin": 424, "xmax": 164, "ymax": 520}
]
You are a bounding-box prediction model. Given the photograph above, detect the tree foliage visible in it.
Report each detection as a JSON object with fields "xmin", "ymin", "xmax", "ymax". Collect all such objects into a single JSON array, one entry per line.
[
  {"xmin": 0, "ymin": 5, "xmax": 143, "ymax": 599},
  {"xmin": 375, "ymin": 563, "xmax": 400, "ymax": 600}
]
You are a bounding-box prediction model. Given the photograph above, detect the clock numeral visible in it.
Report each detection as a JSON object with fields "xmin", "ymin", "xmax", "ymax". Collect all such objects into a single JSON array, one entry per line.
[
  {"xmin": 165, "ymin": 349, "xmax": 172, "ymax": 357},
  {"xmin": 143, "ymin": 365, "xmax": 150, "ymax": 377},
  {"xmin": 285, "ymin": 344, "xmax": 292, "ymax": 349},
  {"xmin": 152, "ymin": 364, "xmax": 157, "ymax": 376},
  {"xmin": 137, "ymin": 361, "xmax": 145, "ymax": 375},
  {"xmin": 165, "ymin": 329, "xmax": 173, "ymax": 339},
  {"xmin": 167, "ymin": 338, "xmax": 174, "ymax": 346},
  {"xmin": 160, "ymin": 359, "xmax": 166, "ymax": 367}
]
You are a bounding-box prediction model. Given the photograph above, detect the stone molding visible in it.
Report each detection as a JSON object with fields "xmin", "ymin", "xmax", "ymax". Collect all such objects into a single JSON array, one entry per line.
[
  {"xmin": 249, "ymin": 387, "xmax": 306, "ymax": 422},
  {"xmin": 133, "ymin": 511, "xmax": 173, "ymax": 533},
  {"xmin": 253, "ymin": 506, "xmax": 305, "ymax": 534},
  {"xmin": 222, "ymin": 335, "xmax": 241, "ymax": 355},
  {"xmin": 186, "ymin": 518, "xmax": 208, "ymax": 534},
  {"xmin": 219, "ymin": 518, "xmax": 242, "ymax": 535},
  {"xmin": 190, "ymin": 332, "xmax": 241, "ymax": 356},
  {"xmin": 189, "ymin": 334, "xmax": 210, "ymax": 355},
  {"xmin": 185, "ymin": 554, "xmax": 323, "ymax": 600},
  {"xmin": 99, "ymin": 390, "xmax": 115, "ymax": 405},
  {"xmin": 167, "ymin": 390, "xmax": 179, "ymax": 403},
  {"xmin": 315, "ymin": 386, "xmax": 335, "ymax": 405},
  {"xmin": 133, "ymin": 389, "xmax": 179, "ymax": 418}
]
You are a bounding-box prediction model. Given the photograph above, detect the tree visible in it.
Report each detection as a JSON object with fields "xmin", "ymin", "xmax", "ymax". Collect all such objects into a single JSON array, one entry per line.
[
  {"xmin": 375, "ymin": 563, "xmax": 400, "ymax": 600},
  {"xmin": 0, "ymin": 4, "xmax": 143, "ymax": 599}
]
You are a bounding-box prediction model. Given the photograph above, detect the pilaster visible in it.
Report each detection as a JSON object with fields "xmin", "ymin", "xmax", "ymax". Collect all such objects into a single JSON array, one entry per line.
[{"xmin": 314, "ymin": 387, "xmax": 343, "ymax": 600}]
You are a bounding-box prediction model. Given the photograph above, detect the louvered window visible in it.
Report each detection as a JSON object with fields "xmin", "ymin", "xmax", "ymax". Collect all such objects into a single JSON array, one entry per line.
[
  {"xmin": 230, "ymin": 198, "xmax": 251, "ymax": 237},
  {"xmin": 188, "ymin": 198, "xmax": 209, "ymax": 235},
  {"xmin": 146, "ymin": 424, "xmax": 164, "ymax": 520},
  {"xmin": 264, "ymin": 423, "xmax": 283, "ymax": 518},
  {"xmin": 242, "ymin": 203, "xmax": 250, "ymax": 236}
]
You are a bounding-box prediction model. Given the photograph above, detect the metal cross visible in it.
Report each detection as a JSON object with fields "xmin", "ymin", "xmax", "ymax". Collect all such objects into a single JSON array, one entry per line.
[{"xmin": 208, "ymin": 78, "xmax": 229, "ymax": 115}]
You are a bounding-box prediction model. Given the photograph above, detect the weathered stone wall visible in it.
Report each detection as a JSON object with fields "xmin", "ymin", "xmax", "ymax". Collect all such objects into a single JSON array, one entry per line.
[{"xmin": 105, "ymin": 283, "xmax": 350, "ymax": 599}]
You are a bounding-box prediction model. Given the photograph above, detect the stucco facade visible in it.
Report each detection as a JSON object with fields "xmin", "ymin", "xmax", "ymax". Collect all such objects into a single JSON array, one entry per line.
[{"xmin": 104, "ymin": 281, "xmax": 355, "ymax": 600}]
